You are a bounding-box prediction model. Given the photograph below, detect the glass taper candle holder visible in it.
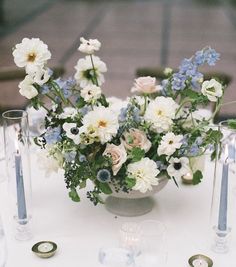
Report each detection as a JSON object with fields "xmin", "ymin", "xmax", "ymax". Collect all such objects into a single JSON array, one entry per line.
[
  {"xmin": 2, "ymin": 110, "xmax": 33, "ymax": 241},
  {"xmin": 210, "ymin": 121, "xmax": 236, "ymax": 253}
]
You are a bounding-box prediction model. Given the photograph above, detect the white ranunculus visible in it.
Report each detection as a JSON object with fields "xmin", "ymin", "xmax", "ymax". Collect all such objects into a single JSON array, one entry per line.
[
  {"xmin": 201, "ymin": 79, "xmax": 223, "ymax": 102},
  {"xmin": 63, "ymin": 122, "xmax": 80, "ymax": 144},
  {"xmin": 144, "ymin": 96, "xmax": 179, "ymax": 133},
  {"xmin": 103, "ymin": 143, "xmax": 127, "ymax": 175},
  {"xmin": 127, "ymin": 157, "xmax": 160, "ymax": 193},
  {"xmin": 78, "ymin": 37, "xmax": 101, "ymax": 54},
  {"xmin": 12, "ymin": 38, "xmax": 51, "ymax": 74},
  {"xmin": 59, "ymin": 107, "xmax": 78, "ymax": 119},
  {"xmin": 157, "ymin": 132, "xmax": 183, "ymax": 156},
  {"xmin": 121, "ymin": 128, "xmax": 151, "ymax": 153},
  {"xmin": 18, "ymin": 75, "xmax": 38, "ymax": 99},
  {"xmin": 80, "ymin": 85, "xmax": 101, "ymax": 102},
  {"xmin": 74, "ymin": 55, "xmax": 107, "ymax": 88},
  {"xmin": 33, "ymin": 67, "xmax": 51, "ymax": 86},
  {"xmin": 167, "ymin": 157, "xmax": 190, "ymax": 179},
  {"xmin": 80, "ymin": 106, "xmax": 119, "ymax": 144},
  {"xmin": 131, "ymin": 76, "xmax": 161, "ymax": 94}
]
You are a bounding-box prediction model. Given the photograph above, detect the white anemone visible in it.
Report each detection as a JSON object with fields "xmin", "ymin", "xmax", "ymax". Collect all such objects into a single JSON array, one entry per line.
[{"xmin": 74, "ymin": 55, "xmax": 107, "ymax": 88}]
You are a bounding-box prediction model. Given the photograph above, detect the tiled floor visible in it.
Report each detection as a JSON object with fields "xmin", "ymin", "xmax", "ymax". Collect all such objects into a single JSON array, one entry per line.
[{"xmin": 0, "ymin": 0, "xmax": 236, "ymax": 117}]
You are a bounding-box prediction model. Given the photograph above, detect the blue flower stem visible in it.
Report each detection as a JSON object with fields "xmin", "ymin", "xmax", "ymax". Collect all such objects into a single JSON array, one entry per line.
[{"xmin": 89, "ymin": 54, "xmax": 99, "ymax": 87}]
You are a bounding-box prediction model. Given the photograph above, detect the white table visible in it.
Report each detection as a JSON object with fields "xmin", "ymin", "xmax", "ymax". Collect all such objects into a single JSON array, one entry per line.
[{"xmin": 0, "ymin": 148, "xmax": 235, "ymax": 267}]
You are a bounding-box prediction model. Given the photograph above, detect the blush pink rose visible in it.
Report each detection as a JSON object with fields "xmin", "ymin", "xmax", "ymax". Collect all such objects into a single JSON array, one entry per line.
[{"xmin": 131, "ymin": 76, "xmax": 161, "ymax": 94}]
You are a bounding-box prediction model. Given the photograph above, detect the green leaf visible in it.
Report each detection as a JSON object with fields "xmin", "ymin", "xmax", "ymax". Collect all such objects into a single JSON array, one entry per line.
[
  {"xmin": 125, "ymin": 177, "xmax": 136, "ymax": 189},
  {"xmin": 130, "ymin": 147, "xmax": 145, "ymax": 162},
  {"xmin": 192, "ymin": 170, "xmax": 203, "ymax": 185},
  {"xmin": 183, "ymin": 88, "xmax": 199, "ymax": 100},
  {"xmin": 79, "ymin": 180, "xmax": 86, "ymax": 189},
  {"xmin": 98, "ymin": 182, "xmax": 112, "ymax": 195},
  {"xmin": 227, "ymin": 119, "xmax": 236, "ymax": 130},
  {"xmin": 76, "ymin": 97, "xmax": 86, "ymax": 108},
  {"xmin": 69, "ymin": 187, "xmax": 80, "ymax": 202}
]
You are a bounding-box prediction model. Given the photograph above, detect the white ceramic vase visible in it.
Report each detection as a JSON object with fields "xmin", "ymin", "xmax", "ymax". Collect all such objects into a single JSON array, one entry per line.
[{"xmin": 105, "ymin": 177, "xmax": 169, "ymax": 217}]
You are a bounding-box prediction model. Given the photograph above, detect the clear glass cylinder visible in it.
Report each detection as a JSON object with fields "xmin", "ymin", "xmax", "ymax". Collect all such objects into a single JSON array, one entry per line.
[
  {"xmin": 210, "ymin": 121, "xmax": 236, "ymax": 253},
  {"xmin": 2, "ymin": 110, "xmax": 33, "ymax": 241}
]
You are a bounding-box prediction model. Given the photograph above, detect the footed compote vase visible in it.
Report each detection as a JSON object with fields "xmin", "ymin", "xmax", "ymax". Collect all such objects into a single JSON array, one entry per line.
[{"xmin": 105, "ymin": 177, "xmax": 168, "ymax": 217}]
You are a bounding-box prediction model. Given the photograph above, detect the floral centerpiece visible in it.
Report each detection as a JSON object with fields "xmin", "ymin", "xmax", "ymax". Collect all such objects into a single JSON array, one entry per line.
[{"xmin": 12, "ymin": 37, "xmax": 227, "ymax": 205}]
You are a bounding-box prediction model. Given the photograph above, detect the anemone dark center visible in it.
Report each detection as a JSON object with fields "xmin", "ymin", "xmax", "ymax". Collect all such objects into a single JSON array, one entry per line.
[
  {"xmin": 174, "ymin": 162, "xmax": 182, "ymax": 170},
  {"xmin": 70, "ymin": 127, "xmax": 79, "ymax": 135}
]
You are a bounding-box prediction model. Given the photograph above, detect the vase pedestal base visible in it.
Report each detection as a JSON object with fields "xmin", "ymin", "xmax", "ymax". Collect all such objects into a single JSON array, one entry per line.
[{"xmin": 105, "ymin": 196, "xmax": 154, "ymax": 217}]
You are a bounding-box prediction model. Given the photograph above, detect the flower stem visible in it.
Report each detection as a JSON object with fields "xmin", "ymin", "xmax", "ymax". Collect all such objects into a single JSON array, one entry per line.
[
  {"xmin": 89, "ymin": 54, "xmax": 99, "ymax": 87},
  {"xmin": 51, "ymin": 80, "xmax": 67, "ymax": 104}
]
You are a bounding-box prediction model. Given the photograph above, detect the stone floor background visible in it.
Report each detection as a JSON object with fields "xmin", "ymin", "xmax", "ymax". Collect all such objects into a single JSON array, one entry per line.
[{"xmin": 0, "ymin": 0, "xmax": 236, "ymax": 117}]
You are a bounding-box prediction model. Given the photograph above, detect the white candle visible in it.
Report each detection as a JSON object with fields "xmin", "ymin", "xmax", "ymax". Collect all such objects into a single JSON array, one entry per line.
[
  {"xmin": 192, "ymin": 258, "xmax": 208, "ymax": 267},
  {"xmin": 38, "ymin": 242, "xmax": 54, "ymax": 253}
]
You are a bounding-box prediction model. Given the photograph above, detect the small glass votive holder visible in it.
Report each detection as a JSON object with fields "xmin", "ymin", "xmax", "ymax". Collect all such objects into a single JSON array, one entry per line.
[
  {"xmin": 2, "ymin": 110, "xmax": 33, "ymax": 241},
  {"xmin": 136, "ymin": 220, "xmax": 167, "ymax": 267},
  {"xmin": 98, "ymin": 247, "xmax": 135, "ymax": 267},
  {"xmin": 119, "ymin": 222, "xmax": 141, "ymax": 256}
]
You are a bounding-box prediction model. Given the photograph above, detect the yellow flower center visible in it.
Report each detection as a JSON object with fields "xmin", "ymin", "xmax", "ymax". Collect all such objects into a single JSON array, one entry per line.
[
  {"xmin": 168, "ymin": 140, "xmax": 173, "ymax": 144},
  {"xmin": 156, "ymin": 109, "xmax": 163, "ymax": 116},
  {"xmin": 27, "ymin": 52, "xmax": 37, "ymax": 62},
  {"xmin": 98, "ymin": 120, "xmax": 107, "ymax": 128}
]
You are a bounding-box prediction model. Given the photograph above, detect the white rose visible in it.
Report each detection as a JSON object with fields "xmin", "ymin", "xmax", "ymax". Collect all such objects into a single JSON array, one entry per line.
[
  {"xmin": 18, "ymin": 75, "xmax": 38, "ymax": 99},
  {"xmin": 121, "ymin": 128, "xmax": 151, "ymax": 153},
  {"xmin": 131, "ymin": 76, "xmax": 161, "ymax": 94},
  {"xmin": 103, "ymin": 144, "xmax": 127, "ymax": 176},
  {"xmin": 201, "ymin": 79, "xmax": 223, "ymax": 102}
]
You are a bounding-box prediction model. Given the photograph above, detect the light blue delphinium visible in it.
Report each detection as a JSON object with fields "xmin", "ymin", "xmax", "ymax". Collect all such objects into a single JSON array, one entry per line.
[
  {"xmin": 194, "ymin": 47, "xmax": 220, "ymax": 66},
  {"xmin": 97, "ymin": 169, "xmax": 111, "ymax": 183},
  {"xmin": 41, "ymin": 84, "xmax": 50, "ymax": 94},
  {"xmin": 156, "ymin": 161, "xmax": 167, "ymax": 171},
  {"xmin": 55, "ymin": 77, "xmax": 76, "ymax": 99},
  {"xmin": 171, "ymin": 73, "xmax": 186, "ymax": 91},
  {"xmin": 44, "ymin": 126, "xmax": 61, "ymax": 144}
]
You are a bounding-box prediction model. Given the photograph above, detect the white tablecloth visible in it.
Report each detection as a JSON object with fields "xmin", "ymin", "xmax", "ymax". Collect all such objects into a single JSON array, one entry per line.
[{"xmin": 0, "ymin": 148, "xmax": 235, "ymax": 267}]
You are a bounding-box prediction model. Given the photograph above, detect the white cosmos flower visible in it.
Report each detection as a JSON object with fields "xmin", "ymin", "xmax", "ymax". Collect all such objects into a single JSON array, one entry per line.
[
  {"xmin": 144, "ymin": 96, "xmax": 179, "ymax": 133},
  {"xmin": 63, "ymin": 123, "xmax": 80, "ymax": 144},
  {"xmin": 59, "ymin": 107, "xmax": 78, "ymax": 119},
  {"xmin": 74, "ymin": 55, "xmax": 107, "ymax": 88},
  {"xmin": 80, "ymin": 106, "xmax": 119, "ymax": 144},
  {"xmin": 18, "ymin": 75, "xmax": 38, "ymax": 99},
  {"xmin": 157, "ymin": 132, "xmax": 183, "ymax": 156},
  {"xmin": 127, "ymin": 157, "xmax": 160, "ymax": 193},
  {"xmin": 12, "ymin": 38, "xmax": 51, "ymax": 74},
  {"xmin": 167, "ymin": 157, "xmax": 190, "ymax": 179},
  {"xmin": 201, "ymin": 79, "xmax": 223, "ymax": 102},
  {"xmin": 80, "ymin": 85, "xmax": 101, "ymax": 102},
  {"xmin": 33, "ymin": 67, "xmax": 51, "ymax": 85},
  {"xmin": 78, "ymin": 37, "xmax": 101, "ymax": 54}
]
